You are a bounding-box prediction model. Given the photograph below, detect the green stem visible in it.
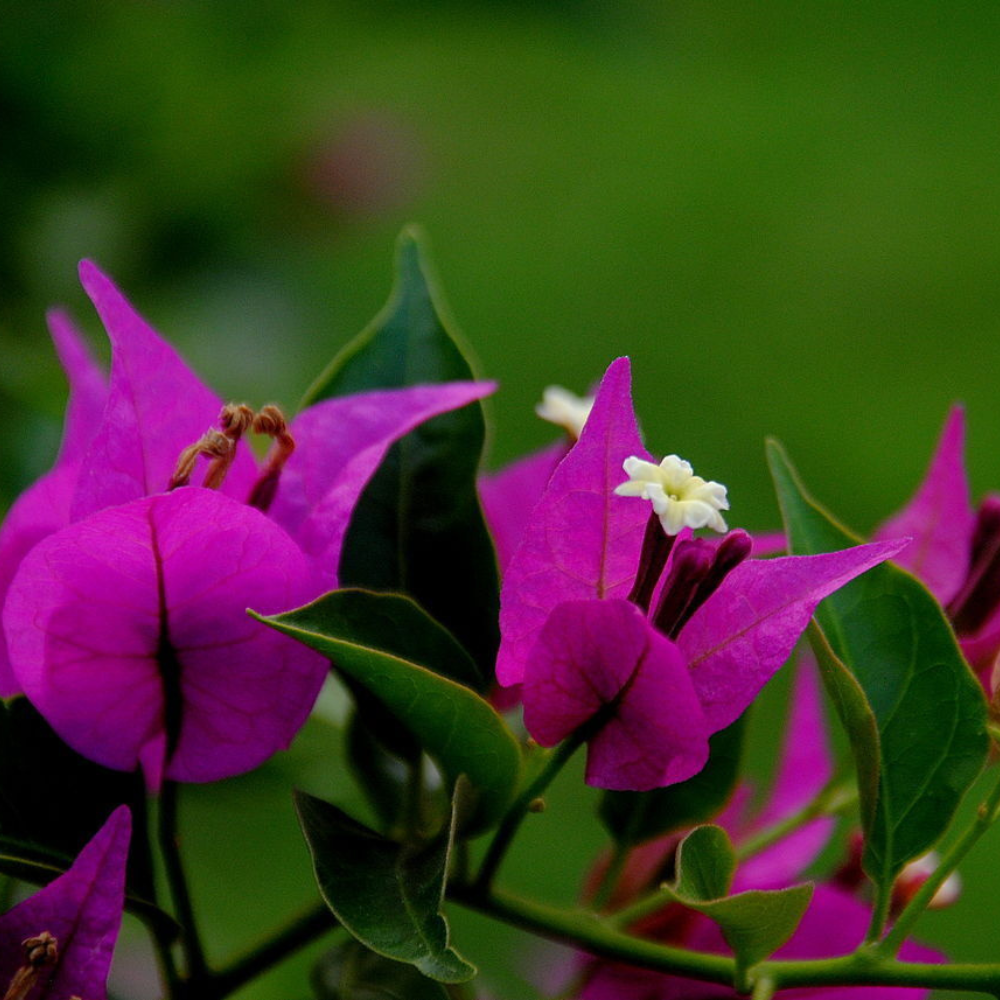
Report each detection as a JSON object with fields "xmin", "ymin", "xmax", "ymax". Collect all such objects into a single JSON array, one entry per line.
[
  {"xmin": 608, "ymin": 885, "xmax": 672, "ymax": 930},
  {"xmin": 159, "ymin": 781, "xmax": 209, "ymax": 986},
  {"xmin": 865, "ymin": 876, "xmax": 893, "ymax": 945},
  {"xmin": 208, "ymin": 902, "xmax": 336, "ymax": 999},
  {"xmin": 751, "ymin": 975, "xmax": 776, "ymax": 1000},
  {"xmin": 449, "ymin": 882, "xmax": 1000, "ymax": 995},
  {"xmin": 475, "ymin": 733, "xmax": 588, "ymax": 890},
  {"xmin": 879, "ymin": 764, "xmax": 1000, "ymax": 957},
  {"xmin": 736, "ymin": 781, "xmax": 857, "ymax": 861},
  {"xmin": 591, "ymin": 841, "xmax": 629, "ymax": 912}
]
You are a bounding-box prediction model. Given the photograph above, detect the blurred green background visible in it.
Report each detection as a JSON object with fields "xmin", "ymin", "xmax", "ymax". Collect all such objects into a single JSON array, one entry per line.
[{"xmin": 4, "ymin": 2, "xmax": 1000, "ymax": 997}]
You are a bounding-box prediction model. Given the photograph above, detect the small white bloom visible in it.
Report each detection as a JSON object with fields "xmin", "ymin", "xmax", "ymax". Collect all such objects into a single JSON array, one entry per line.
[
  {"xmin": 614, "ymin": 454, "xmax": 729, "ymax": 535},
  {"xmin": 535, "ymin": 386, "xmax": 595, "ymax": 440},
  {"xmin": 899, "ymin": 852, "xmax": 962, "ymax": 909}
]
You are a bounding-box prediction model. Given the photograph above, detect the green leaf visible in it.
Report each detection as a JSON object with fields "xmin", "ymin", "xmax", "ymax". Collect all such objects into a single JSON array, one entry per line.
[
  {"xmin": 311, "ymin": 940, "xmax": 449, "ymax": 1000},
  {"xmin": 807, "ymin": 622, "xmax": 880, "ymax": 834},
  {"xmin": 0, "ymin": 697, "xmax": 153, "ymax": 897},
  {"xmin": 345, "ymin": 712, "xmax": 415, "ymax": 833},
  {"xmin": 661, "ymin": 825, "xmax": 812, "ymax": 972},
  {"xmin": 671, "ymin": 825, "xmax": 735, "ymax": 900},
  {"xmin": 296, "ymin": 790, "xmax": 476, "ymax": 984},
  {"xmin": 310, "ymin": 589, "xmax": 482, "ymax": 689},
  {"xmin": 599, "ymin": 719, "xmax": 744, "ymax": 846},
  {"xmin": 304, "ymin": 226, "xmax": 499, "ymax": 684},
  {"xmin": 767, "ymin": 440, "xmax": 988, "ymax": 886},
  {"xmin": 255, "ymin": 592, "xmax": 522, "ymax": 832}
]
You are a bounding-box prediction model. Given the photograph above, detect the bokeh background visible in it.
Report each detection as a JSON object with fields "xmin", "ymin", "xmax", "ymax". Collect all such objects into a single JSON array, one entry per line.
[{"xmin": 4, "ymin": 2, "xmax": 1000, "ymax": 997}]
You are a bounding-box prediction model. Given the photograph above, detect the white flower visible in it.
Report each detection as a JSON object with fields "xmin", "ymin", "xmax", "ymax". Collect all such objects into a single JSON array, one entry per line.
[
  {"xmin": 535, "ymin": 386, "xmax": 595, "ymax": 439},
  {"xmin": 614, "ymin": 454, "xmax": 729, "ymax": 535}
]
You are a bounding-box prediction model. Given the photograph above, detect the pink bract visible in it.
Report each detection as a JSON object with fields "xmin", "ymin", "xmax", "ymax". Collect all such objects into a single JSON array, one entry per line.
[
  {"xmin": 496, "ymin": 357, "xmax": 651, "ymax": 687},
  {"xmin": 0, "ymin": 806, "xmax": 130, "ymax": 1000},
  {"xmin": 577, "ymin": 661, "xmax": 941, "ymax": 1000},
  {"xmin": 0, "ymin": 263, "xmax": 495, "ymax": 787},
  {"xmin": 524, "ymin": 600, "xmax": 709, "ymax": 790},
  {"xmin": 4, "ymin": 488, "xmax": 323, "ymax": 789},
  {"xmin": 873, "ymin": 406, "xmax": 973, "ymax": 607},
  {"xmin": 500, "ymin": 356, "xmax": 906, "ymax": 790}
]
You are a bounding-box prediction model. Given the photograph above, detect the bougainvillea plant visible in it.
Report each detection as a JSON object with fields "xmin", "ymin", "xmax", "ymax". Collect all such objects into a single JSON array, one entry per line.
[{"xmin": 1, "ymin": 228, "xmax": 999, "ymax": 999}]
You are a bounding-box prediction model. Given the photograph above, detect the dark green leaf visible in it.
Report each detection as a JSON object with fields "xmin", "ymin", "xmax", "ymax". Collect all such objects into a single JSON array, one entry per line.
[
  {"xmin": 296, "ymin": 790, "xmax": 475, "ymax": 984},
  {"xmin": 662, "ymin": 825, "xmax": 812, "ymax": 971},
  {"xmin": 311, "ymin": 940, "xmax": 449, "ymax": 1000},
  {"xmin": 309, "ymin": 590, "xmax": 481, "ymax": 690},
  {"xmin": 345, "ymin": 712, "xmax": 414, "ymax": 832},
  {"xmin": 807, "ymin": 622, "xmax": 880, "ymax": 834},
  {"xmin": 304, "ymin": 226, "xmax": 499, "ymax": 684},
  {"xmin": 767, "ymin": 440, "xmax": 988, "ymax": 886},
  {"xmin": 599, "ymin": 719, "xmax": 744, "ymax": 846},
  {"xmin": 0, "ymin": 697, "xmax": 153, "ymax": 897},
  {"xmin": 255, "ymin": 594, "xmax": 522, "ymax": 832}
]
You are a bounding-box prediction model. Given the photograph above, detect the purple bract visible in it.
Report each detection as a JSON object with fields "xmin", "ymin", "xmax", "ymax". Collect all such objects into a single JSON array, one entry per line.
[
  {"xmin": 0, "ymin": 806, "xmax": 130, "ymax": 1000},
  {"xmin": 498, "ymin": 357, "xmax": 906, "ymax": 790},
  {"xmin": 0, "ymin": 263, "xmax": 494, "ymax": 788}
]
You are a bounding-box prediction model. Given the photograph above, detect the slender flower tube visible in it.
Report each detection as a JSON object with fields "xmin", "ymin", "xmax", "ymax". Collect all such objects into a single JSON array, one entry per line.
[{"xmin": 0, "ymin": 263, "xmax": 495, "ymax": 789}]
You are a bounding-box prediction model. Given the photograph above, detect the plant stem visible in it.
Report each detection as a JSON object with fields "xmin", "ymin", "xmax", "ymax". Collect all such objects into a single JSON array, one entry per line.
[
  {"xmin": 751, "ymin": 975, "xmax": 776, "ymax": 1000},
  {"xmin": 736, "ymin": 781, "xmax": 857, "ymax": 861},
  {"xmin": 449, "ymin": 882, "xmax": 1000, "ymax": 995},
  {"xmin": 159, "ymin": 780, "xmax": 209, "ymax": 987},
  {"xmin": 878, "ymin": 764, "xmax": 1000, "ymax": 957},
  {"xmin": 607, "ymin": 885, "xmax": 672, "ymax": 930},
  {"xmin": 865, "ymin": 876, "xmax": 893, "ymax": 945},
  {"xmin": 475, "ymin": 733, "xmax": 587, "ymax": 890},
  {"xmin": 208, "ymin": 902, "xmax": 336, "ymax": 999},
  {"xmin": 590, "ymin": 841, "xmax": 628, "ymax": 912}
]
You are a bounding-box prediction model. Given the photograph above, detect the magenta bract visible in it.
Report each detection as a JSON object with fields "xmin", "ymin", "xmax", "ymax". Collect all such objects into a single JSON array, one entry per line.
[
  {"xmin": 0, "ymin": 263, "xmax": 495, "ymax": 787},
  {"xmin": 874, "ymin": 405, "xmax": 1000, "ymax": 687},
  {"xmin": 0, "ymin": 312, "xmax": 107, "ymax": 695},
  {"xmin": 4, "ymin": 488, "xmax": 323, "ymax": 788},
  {"xmin": 500, "ymin": 356, "xmax": 905, "ymax": 790},
  {"xmin": 479, "ymin": 440, "xmax": 568, "ymax": 571},
  {"xmin": 524, "ymin": 600, "xmax": 709, "ymax": 790},
  {"xmin": 496, "ymin": 357, "xmax": 651, "ymax": 688},
  {"xmin": 874, "ymin": 406, "xmax": 974, "ymax": 607},
  {"xmin": 0, "ymin": 806, "xmax": 130, "ymax": 1000},
  {"xmin": 577, "ymin": 661, "xmax": 941, "ymax": 1000}
]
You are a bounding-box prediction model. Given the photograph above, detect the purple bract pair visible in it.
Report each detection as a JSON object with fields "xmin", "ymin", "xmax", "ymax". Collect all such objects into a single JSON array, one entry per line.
[
  {"xmin": 0, "ymin": 263, "xmax": 493, "ymax": 790},
  {"xmin": 489, "ymin": 357, "xmax": 904, "ymax": 790}
]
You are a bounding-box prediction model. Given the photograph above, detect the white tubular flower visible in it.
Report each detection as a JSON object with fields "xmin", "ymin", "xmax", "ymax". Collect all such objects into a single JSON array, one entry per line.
[
  {"xmin": 535, "ymin": 386, "xmax": 595, "ymax": 440},
  {"xmin": 614, "ymin": 454, "xmax": 729, "ymax": 535}
]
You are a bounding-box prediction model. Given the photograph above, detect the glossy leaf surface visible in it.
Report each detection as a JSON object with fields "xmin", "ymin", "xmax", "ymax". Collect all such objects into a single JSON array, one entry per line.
[
  {"xmin": 305, "ymin": 227, "xmax": 499, "ymax": 679},
  {"xmin": 296, "ymin": 790, "xmax": 475, "ymax": 984},
  {"xmin": 662, "ymin": 825, "xmax": 812, "ymax": 970},
  {"xmin": 257, "ymin": 592, "xmax": 521, "ymax": 831}
]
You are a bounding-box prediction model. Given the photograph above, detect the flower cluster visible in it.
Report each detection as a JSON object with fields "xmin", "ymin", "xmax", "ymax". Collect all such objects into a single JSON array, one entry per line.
[
  {"xmin": 490, "ymin": 357, "xmax": 902, "ymax": 790},
  {"xmin": 0, "ymin": 262, "xmax": 493, "ymax": 789}
]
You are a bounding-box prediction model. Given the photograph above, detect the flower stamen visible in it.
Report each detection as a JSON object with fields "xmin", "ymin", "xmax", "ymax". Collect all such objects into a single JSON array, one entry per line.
[
  {"xmin": 168, "ymin": 403, "xmax": 255, "ymax": 491},
  {"xmin": 247, "ymin": 404, "xmax": 296, "ymax": 512},
  {"xmin": 3, "ymin": 932, "xmax": 58, "ymax": 1000}
]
